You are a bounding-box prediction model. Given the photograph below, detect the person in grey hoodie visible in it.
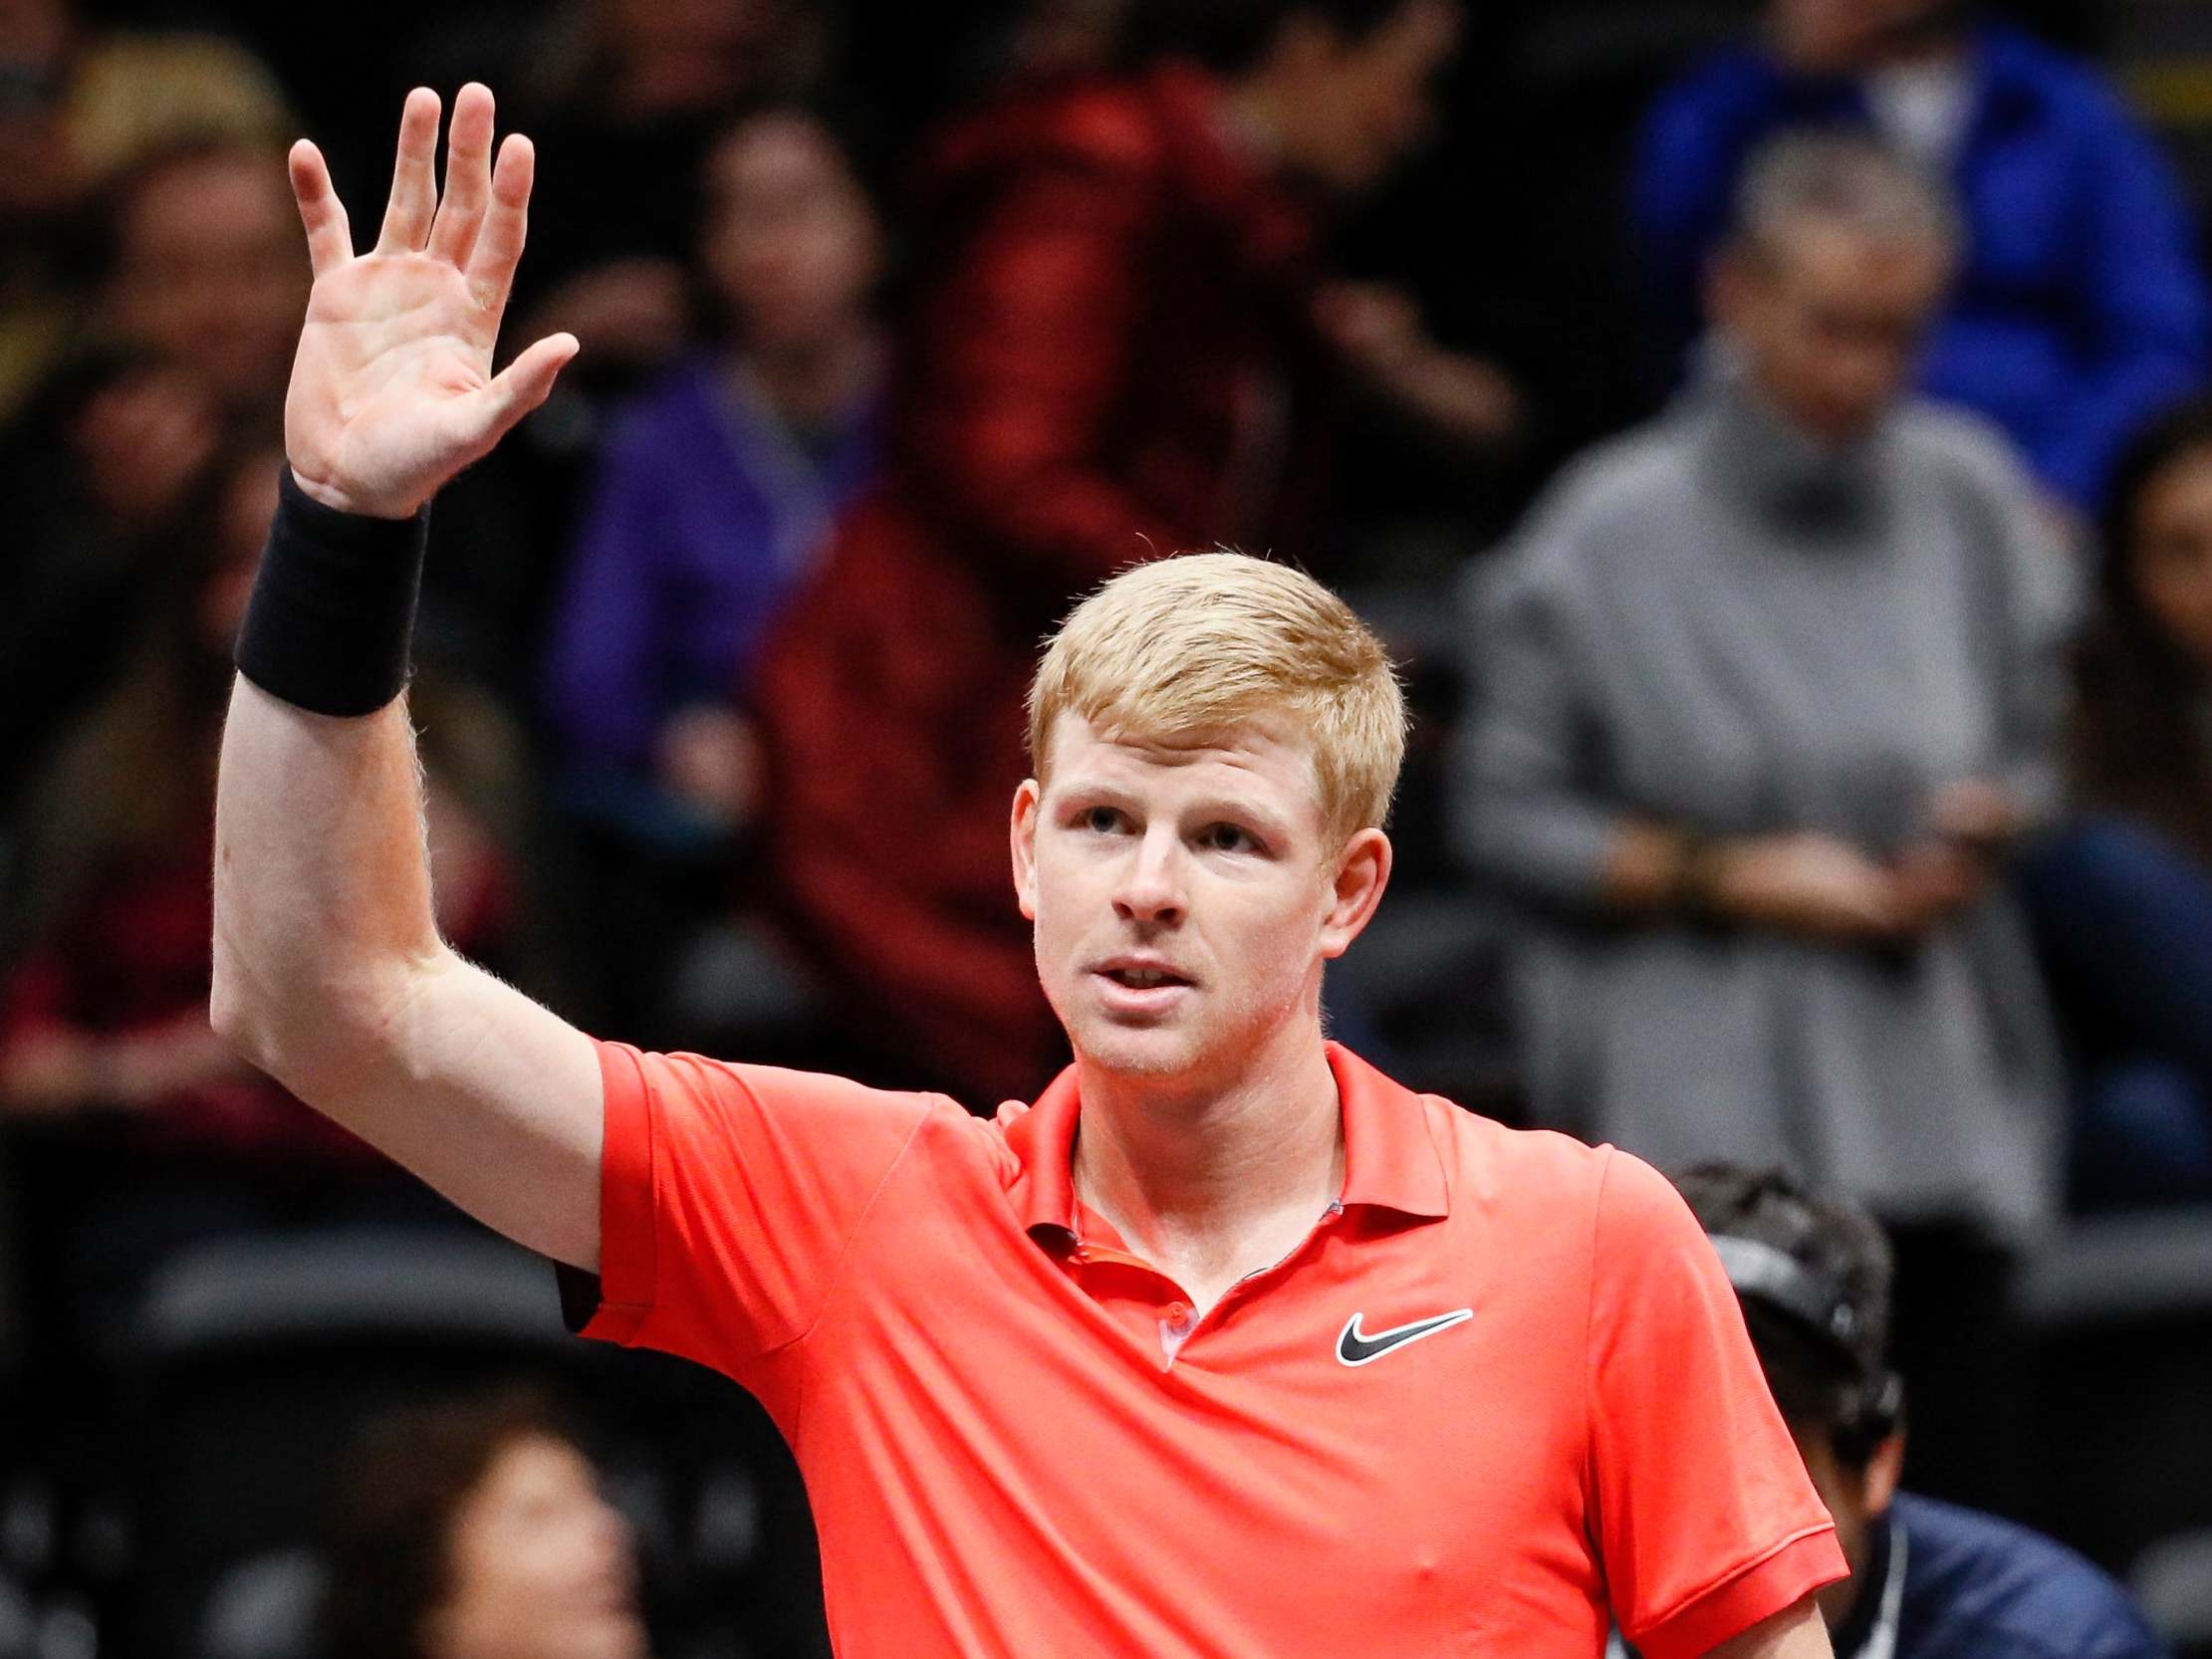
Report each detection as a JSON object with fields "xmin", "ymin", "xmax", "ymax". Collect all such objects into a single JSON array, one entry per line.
[{"xmin": 1459, "ymin": 131, "xmax": 2076, "ymax": 1507}]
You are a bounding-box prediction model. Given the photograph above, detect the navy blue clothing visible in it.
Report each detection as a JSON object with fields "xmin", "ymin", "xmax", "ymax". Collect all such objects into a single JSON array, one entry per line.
[
  {"xmin": 1858, "ymin": 1491, "xmax": 2168, "ymax": 1659},
  {"xmin": 1634, "ymin": 24, "xmax": 2210, "ymax": 508}
]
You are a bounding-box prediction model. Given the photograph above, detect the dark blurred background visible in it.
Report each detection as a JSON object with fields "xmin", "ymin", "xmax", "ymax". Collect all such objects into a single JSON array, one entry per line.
[{"xmin": 5, "ymin": 0, "xmax": 2212, "ymax": 1654}]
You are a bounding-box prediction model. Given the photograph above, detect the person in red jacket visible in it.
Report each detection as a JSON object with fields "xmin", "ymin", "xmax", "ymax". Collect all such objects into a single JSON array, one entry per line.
[{"xmin": 755, "ymin": 0, "xmax": 1515, "ymax": 1103}]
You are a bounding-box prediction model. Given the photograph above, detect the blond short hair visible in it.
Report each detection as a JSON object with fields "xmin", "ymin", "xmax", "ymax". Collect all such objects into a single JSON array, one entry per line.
[{"xmin": 1025, "ymin": 551, "xmax": 1406, "ymax": 844}]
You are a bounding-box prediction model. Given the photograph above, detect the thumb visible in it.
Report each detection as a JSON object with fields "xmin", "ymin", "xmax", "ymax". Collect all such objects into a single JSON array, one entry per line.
[{"xmin": 461, "ymin": 332, "xmax": 580, "ymax": 453}]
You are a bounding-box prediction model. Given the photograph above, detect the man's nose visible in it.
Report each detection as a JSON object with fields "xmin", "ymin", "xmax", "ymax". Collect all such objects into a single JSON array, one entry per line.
[{"xmin": 1113, "ymin": 829, "xmax": 1186, "ymax": 923}]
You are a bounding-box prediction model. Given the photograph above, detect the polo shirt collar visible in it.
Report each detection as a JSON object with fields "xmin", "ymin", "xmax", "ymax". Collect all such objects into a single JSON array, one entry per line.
[{"xmin": 1001, "ymin": 1042, "xmax": 1450, "ymax": 1246}]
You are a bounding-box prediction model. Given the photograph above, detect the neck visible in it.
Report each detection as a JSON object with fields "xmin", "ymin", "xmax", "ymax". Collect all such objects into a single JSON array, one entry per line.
[
  {"xmin": 737, "ymin": 326, "xmax": 877, "ymax": 429},
  {"xmin": 1071, "ymin": 1012, "xmax": 1344, "ymax": 1300},
  {"xmin": 1871, "ymin": 20, "xmax": 1969, "ymax": 70}
]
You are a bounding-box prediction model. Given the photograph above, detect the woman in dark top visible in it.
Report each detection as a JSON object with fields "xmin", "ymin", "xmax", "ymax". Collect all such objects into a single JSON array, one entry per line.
[{"xmin": 2023, "ymin": 401, "xmax": 2212, "ymax": 1207}]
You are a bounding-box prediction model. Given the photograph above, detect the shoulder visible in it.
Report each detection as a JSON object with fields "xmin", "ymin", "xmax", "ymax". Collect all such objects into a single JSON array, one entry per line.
[
  {"xmin": 1433, "ymin": 1104, "xmax": 1612, "ymax": 1195},
  {"xmin": 1892, "ymin": 399, "xmax": 2037, "ymax": 495},
  {"xmin": 1493, "ymin": 421, "xmax": 1698, "ymax": 588},
  {"xmin": 1429, "ymin": 1107, "xmax": 1683, "ymax": 1249},
  {"xmin": 1896, "ymin": 1493, "xmax": 2163, "ymax": 1657}
]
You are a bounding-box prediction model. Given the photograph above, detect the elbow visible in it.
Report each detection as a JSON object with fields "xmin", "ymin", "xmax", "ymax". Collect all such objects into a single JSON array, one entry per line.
[
  {"xmin": 207, "ymin": 938, "xmax": 410, "ymax": 1091},
  {"xmin": 208, "ymin": 947, "xmax": 304, "ymax": 1079}
]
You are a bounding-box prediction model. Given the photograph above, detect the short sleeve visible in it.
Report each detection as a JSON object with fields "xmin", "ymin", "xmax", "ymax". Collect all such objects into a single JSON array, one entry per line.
[
  {"xmin": 1587, "ymin": 1151, "xmax": 1847, "ymax": 1659},
  {"xmin": 562, "ymin": 1041, "xmax": 941, "ymax": 1380}
]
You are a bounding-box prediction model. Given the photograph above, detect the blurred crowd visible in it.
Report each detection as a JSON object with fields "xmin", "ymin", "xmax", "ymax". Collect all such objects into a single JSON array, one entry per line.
[{"xmin": 4, "ymin": 0, "xmax": 2212, "ymax": 1653}]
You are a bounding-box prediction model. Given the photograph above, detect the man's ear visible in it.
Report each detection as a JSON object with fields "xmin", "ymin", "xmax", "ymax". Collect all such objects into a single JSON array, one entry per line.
[
  {"xmin": 1319, "ymin": 828, "xmax": 1391, "ymax": 960},
  {"xmin": 1862, "ymin": 1430, "xmax": 1906, "ymax": 1520},
  {"xmin": 1011, "ymin": 778, "xmax": 1042, "ymax": 921}
]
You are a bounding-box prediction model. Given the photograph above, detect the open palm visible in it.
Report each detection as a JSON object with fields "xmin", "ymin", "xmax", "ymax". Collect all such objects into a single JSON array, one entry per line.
[{"xmin": 284, "ymin": 83, "xmax": 578, "ymax": 520}]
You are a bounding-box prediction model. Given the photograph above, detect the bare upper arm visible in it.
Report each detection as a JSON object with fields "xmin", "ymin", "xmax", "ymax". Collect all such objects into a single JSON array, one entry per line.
[{"xmin": 248, "ymin": 949, "xmax": 605, "ymax": 1270}]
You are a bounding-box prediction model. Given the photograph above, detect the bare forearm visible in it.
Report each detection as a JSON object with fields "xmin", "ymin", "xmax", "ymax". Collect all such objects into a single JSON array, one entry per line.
[{"xmin": 211, "ymin": 676, "xmax": 446, "ymax": 1068}]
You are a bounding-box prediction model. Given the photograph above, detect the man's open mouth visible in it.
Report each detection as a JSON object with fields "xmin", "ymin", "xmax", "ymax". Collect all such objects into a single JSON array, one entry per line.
[{"xmin": 1100, "ymin": 966, "xmax": 1191, "ymax": 989}]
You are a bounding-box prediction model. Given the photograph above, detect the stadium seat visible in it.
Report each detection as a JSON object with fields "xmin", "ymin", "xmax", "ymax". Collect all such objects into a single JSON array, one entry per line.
[
  {"xmin": 2019, "ymin": 1206, "xmax": 2212, "ymax": 1573},
  {"xmin": 2131, "ymin": 1529, "xmax": 2212, "ymax": 1659}
]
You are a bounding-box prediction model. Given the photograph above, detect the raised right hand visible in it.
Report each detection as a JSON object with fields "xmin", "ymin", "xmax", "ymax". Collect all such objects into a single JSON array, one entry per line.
[{"xmin": 283, "ymin": 84, "xmax": 580, "ymax": 520}]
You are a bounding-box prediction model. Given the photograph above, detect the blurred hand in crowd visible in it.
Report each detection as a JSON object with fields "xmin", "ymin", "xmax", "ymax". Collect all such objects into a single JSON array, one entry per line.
[
  {"xmin": 0, "ymin": 1013, "xmax": 257, "ymax": 1118},
  {"xmin": 1709, "ymin": 781, "xmax": 2016, "ymax": 943},
  {"xmin": 520, "ymin": 255, "xmax": 691, "ymax": 375},
  {"xmin": 1314, "ymin": 279, "xmax": 1520, "ymax": 448},
  {"xmin": 66, "ymin": 361, "xmax": 222, "ymax": 531},
  {"xmin": 1710, "ymin": 830, "xmax": 1915, "ymax": 943},
  {"xmin": 653, "ymin": 704, "xmax": 761, "ymax": 828}
]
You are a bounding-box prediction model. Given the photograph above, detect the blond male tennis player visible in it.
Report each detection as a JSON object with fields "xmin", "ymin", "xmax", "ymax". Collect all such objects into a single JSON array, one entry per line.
[{"xmin": 213, "ymin": 83, "xmax": 1844, "ymax": 1658}]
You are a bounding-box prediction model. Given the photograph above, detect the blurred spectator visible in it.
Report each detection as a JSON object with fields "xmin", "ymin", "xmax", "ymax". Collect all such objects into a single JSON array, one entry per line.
[
  {"xmin": 759, "ymin": 0, "xmax": 1516, "ymax": 1103},
  {"xmin": 543, "ymin": 106, "xmax": 881, "ymax": 831},
  {"xmin": 1666, "ymin": 1162, "xmax": 2169, "ymax": 1659},
  {"xmin": 0, "ymin": 444, "xmax": 544, "ymax": 1337},
  {"xmin": 511, "ymin": 0, "xmax": 833, "ymax": 387},
  {"xmin": 539, "ymin": 106, "xmax": 882, "ymax": 1041},
  {"xmin": 0, "ymin": 0, "xmax": 292, "ymax": 425},
  {"xmin": 0, "ymin": 136, "xmax": 308, "ymax": 802},
  {"xmin": 2019, "ymin": 401, "xmax": 2212, "ymax": 1209},
  {"xmin": 322, "ymin": 1390, "xmax": 647, "ymax": 1659},
  {"xmin": 1458, "ymin": 135, "xmax": 2070, "ymax": 1503},
  {"xmin": 90, "ymin": 137, "xmax": 308, "ymax": 427},
  {"xmin": 1634, "ymin": 0, "xmax": 2211, "ymax": 512}
]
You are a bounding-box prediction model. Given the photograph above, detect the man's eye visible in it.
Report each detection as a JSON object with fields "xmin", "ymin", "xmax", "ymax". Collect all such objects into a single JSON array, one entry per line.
[
  {"xmin": 1200, "ymin": 824, "xmax": 1254, "ymax": 853},
  {"xmin": 1082, "ymin": 807, "xmax": 1123, "ymax": 832}
]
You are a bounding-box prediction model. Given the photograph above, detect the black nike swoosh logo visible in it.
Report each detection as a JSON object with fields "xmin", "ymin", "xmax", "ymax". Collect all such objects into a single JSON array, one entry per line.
[{"xmin": 1336, "ymin": 1307, "xmax": 1474, "ymax": 1367}]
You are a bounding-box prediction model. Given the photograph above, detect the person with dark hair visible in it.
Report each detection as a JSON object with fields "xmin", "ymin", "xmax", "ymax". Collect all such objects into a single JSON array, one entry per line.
[
  {"xmin": 538, "ymin": 104, "xmax": 882, "ymax": 1039},
  {"xmin": 1633, "ymin": 0, "xmax": 2210, "ymax": 512},
  {"xmin": 1666, "ymin": 1162, "xmax": 2168, "ymax": 1659},
  {"xmin": 2015, "ymin": 400, "xmax": 2212, "ymax": 1207},
  {"xmin": 757, "ymin": 0, "xmax": 1517, "ymax": 1103},
  {"xmin": 322, "ymin": 1390, "xmax": 647, "ymax": 1659},
  {"xmin": 0, "ymin": 135, "xmax": 311, "ymax": 804},
  {"xmin": 0, "ymin": 441, "xmax": 545, "ymax": 1348}
]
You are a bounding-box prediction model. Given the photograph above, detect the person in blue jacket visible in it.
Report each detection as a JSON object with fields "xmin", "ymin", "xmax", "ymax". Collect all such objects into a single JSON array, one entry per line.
[
  {"xmin": 1663, "ymin": 1161, "xmax": 2170, "ymax": 1659},
  {"xmin": 1634, "ymin": 0, "xmax": 2211, "ymax": 510}
]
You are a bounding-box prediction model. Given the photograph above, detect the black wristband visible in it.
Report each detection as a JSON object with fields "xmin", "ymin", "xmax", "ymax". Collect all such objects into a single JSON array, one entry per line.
[{"xmin": 234, "ymin": 466, "xmax": 431, "ymax": 717}]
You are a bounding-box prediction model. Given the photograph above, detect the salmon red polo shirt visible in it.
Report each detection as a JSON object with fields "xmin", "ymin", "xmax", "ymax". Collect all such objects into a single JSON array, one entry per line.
[{"xmin": 564, "ymin": 1039, "xmax": 1844, "ymax": 1658}]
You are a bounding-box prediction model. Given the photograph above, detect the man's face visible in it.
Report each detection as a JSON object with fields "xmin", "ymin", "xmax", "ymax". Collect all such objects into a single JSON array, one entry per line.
[
  {"xmin": 106, "ymin": 150, "xmax": 309, "ymax": 415},
  {"xmin": 1271, "ymin": 0, "xmax": 1461, "ymax": 198},
  {"xmin": 428, "ymin": 1436, "xmax": 646, "ymax": 1659},
  {"xmin": 700, "ymin": 113, "xmax": 878, "ymax": 353},
  {"xmin": 1792, "ymin": 1426, "xmax": 1904, "ymax": 1628},
  {"xmin": 1714, "ymin": 223, "xmax": 1951, "ymax": 447},
  {"xmin": 2130, "ymin": 445, "xmax": 2212, "ymax": 672},
  {"xmin": 1012, "ymin": 713, "xmax": 1388, "ymax": 1087}
]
